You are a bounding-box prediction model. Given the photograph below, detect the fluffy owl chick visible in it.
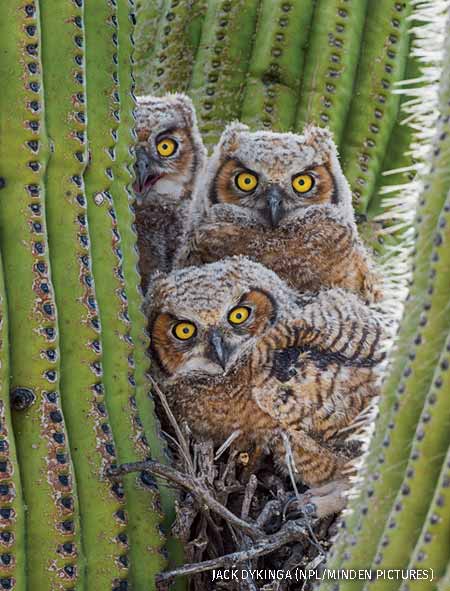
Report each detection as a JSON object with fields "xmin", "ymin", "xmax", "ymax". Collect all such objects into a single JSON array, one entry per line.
[
  {"xmin": 176, "ymin": 123, "xmax": 381, "ymax": 303},
  {"xmin": 145, "ymin": 257, "xmax": 385, "ymax": 517},
  {"xmin": 134, "ymin": 93, "xmax": 206, "ymax": 291}
]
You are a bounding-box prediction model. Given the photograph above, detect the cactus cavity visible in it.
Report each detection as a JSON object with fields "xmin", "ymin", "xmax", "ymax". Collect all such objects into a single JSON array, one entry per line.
[{"xmin": 137, "ymin": 0, "xmax": 415, "ymax": 217}]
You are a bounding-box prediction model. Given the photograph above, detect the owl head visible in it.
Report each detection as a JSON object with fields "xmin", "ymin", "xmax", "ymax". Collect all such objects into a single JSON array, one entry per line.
[
  {"xmin": 134, "ymin": 93, "xmax": 206, "ymax": 203},
  {"xmin": 145, "ymin": 257, "xmax": 294, "ymax": 380},
  {"xmin": 196, "ymin": 122, "xmax": 354, "ymax": 226}
]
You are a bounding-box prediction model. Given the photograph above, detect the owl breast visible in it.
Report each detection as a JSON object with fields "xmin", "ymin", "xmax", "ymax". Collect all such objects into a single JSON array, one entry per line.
[
  {"xmin": 179, "ymin": 205, "xmax": 378, "ymax": 301},
  {"xmin": 162, "ymin": 365, "xmax": 279, "ymax": 451}
]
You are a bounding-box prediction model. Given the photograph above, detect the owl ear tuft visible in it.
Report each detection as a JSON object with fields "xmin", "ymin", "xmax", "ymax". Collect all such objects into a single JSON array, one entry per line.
[
  {"xmin": 169, "ymin": 92, "xmax": 197, "ymax": 128},
  {"xmin": 302, "ymin": 124, "xmax": 337, "ymax": 156},
  {"xmin": 219, "ymin": 121, "xmax": 250, "ymax": 153}
]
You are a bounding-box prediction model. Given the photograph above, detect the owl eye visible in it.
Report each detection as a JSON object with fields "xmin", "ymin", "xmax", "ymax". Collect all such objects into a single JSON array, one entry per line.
[
  {"xmin": 156, "ymin": 137, "xmax": 178, "ymax": 157},
  {"xmin": 172, "ymin": 321, "xmax": 197, "ymax": 341},
  {"xmin": 228, "ymin": 306, "xmax": 251, "ymax": 326},
  {"xmin": 292, "ymin": 173, "xmax": 315, "ymax": 194},
  {"xmin": 235, "ymin": 171, "xmax": 258, "ymax": 193}
]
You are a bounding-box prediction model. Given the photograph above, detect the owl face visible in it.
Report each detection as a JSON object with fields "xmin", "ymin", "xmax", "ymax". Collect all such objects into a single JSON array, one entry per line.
[
  {"xmin": 202, "ymin": 123, "xmax": 352, "ymax": 227},
  {"xmin": 145, "ymin": 258, "xmax": 291, "ymax": 379},
  {"xmin": 134, "ymin": 93, "xmax": 206, "ymax": 202}
]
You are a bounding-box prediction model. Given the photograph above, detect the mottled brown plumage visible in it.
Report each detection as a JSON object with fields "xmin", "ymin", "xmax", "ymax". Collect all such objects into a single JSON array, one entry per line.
[
  {"xmin": 145, "ymin": 258, "xmax": 385, "ymax": 516},
  {"xmin": 176, "ymin": 123, "xmax": 381, "ymax": 303},
  {"xmin": 134, "ymin": 93, "xmax": 206, "ymax": 291}
]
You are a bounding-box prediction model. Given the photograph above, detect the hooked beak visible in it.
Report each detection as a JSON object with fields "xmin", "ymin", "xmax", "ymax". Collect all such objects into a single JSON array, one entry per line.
[
  {"xmin": 208, "ymin": 330, "xmax": 231, "ymax": 371},
  {"xmin": 264, "ymin": 185, "xmax": 285, "ymax": 228},
  {"xmin": 133, "ymin": 148, "xmax": 161, "ymax": 194}
]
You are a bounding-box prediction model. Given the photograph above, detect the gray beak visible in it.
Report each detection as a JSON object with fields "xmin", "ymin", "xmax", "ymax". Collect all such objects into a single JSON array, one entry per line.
[
  {"xmin": 208, "ymin": 330, "xmax": 230, "ymax": 370},
  {"xmin": 134, "ymin": 148, "xmax": 157, "ymax": 194},
  {"xmin": 265, "ymin": 185, "xmax": 285, "ymax": 227}
]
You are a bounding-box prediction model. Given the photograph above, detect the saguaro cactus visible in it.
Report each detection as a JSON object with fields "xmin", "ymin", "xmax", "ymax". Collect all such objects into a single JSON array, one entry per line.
[
  {"xmin": 318, "ymin": 3, "xmax": 450, "ymax": 588},
  {"xmin": 0, "ymin": 1, "xmax": 173, "ymax": 590},
  {"xmin": 0, "ymin": 261, "xmax": 25, "ymax": 591},
  {"xmin": 0, "ymin": 3, "xmax": 82, "ymax": 589},
  {"xmin": 134, "ymin": 0, "xmax": 450, "ymax": 586}
]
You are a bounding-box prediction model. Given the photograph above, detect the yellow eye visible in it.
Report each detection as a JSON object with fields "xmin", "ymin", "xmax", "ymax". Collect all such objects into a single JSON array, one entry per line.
[
  {"xmin": 228, "ymin": 306, "xmax": 251, "ymax": 326},
  {"xmin": 156, "ymin": 138, "xmax": 177, "ymax": 157},
  {"xmin": 172, "ymin": 321, "xmax": 196, "ymax": 341},
  {"xmin": 292, "ymin": 173, "xmax": 315, "ymax": 194},
  {"xmin": 235, "ymin": 171, "xmax": 258, "ymax": 192}
]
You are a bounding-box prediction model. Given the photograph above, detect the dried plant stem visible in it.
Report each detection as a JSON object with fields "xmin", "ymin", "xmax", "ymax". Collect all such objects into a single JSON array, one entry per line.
[
  {"xmin": 156, "ymin": 519, "xmax": 308, "ymax": 583},
  {"xmin": 111, "ymin": 459, "xmax": 261, "ymax": 538}
]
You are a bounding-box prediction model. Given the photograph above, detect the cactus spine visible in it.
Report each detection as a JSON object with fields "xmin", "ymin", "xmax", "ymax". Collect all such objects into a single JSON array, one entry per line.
[
  {"xmin": 110, "ymin": 0, "xmax": 171, "ymax": 586},
  {"xmin": 147, "ymin": 0, "xmax": 207, "ymax": 95}
]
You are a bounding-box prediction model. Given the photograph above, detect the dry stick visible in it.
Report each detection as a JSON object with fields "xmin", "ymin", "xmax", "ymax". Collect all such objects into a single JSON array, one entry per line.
[
  {"xmin": 239, "ymin": 477, "xmax": 260, "ymax": 591},
  {"xmin": 256, "ymin": 499, "xmax": 283, "ymax": 529},
  {"xmin": 241, "ymin": 475, "xmax": 258, "ymax": 521},
  {"xmin": 155, "ymin": 520, "xmax": 308, "ymax": 583},
  {"xmin": 149, "ymin": 375, "xmax": 195, "ymax": 474},
  {"xmin": 111, "ymin": 459, "xmax": 261, "ymax": 538}
]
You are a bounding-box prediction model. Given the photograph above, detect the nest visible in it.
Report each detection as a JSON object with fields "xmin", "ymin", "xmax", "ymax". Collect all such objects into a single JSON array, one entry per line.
[{"xmin": 113, "ymin": 378, "xmax": 353, "ymax": 590}]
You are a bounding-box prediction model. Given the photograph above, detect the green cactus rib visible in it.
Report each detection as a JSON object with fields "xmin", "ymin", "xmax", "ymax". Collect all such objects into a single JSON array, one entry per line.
[
  {"xmin": 365, "ymin": 330, "xmax": 450, "ymax": 590},
  {"xmin": 108, "ymin": 0, "xmax": 170, "ymax": 587},
  {"xmin": 409, "ymin": 23, "xmax": 450, "ymax": 298},
  {"xmin": 134, "ymin": 0, "xmax": 165, "ymax": 94},
  {"xmin": 239, "ymin": 0, "xmax": 315, "ymax": 132},
  {"xmin": 339, "ymin": 0, "xmax": 411, "ymax": 214},
  {"xmin": 0, "ymin": 259, "xmax": 25, "ymax": 590},
  {"xmin": 367, "ymin": 37, "xmax": 420, "ymax": 223},
  {"xmin": 189, "ymin": 0, "xmax": 261, "ymax": 145},
  {"xmin": 320, "ymin": 186, "xmax": 450, "ymax": 591},
  {"xmin": 438, "ymin": 561, "xmax": 450, "ymax": 591},
  {"xmin": 349, "ymin": 18, "xmax": 450, "ymax": 491},
  {"xmin": 0, "ymin": 1, "xmax": 82, "ymax": 589},
  {"xmin": 384, "ymin": 35, "xmax": 450, "ymax": 393},
  {"xmin": 294, "ymin": 0, "xmax": 368, "ymax": 144},
  {"xmin": 400, "ymin": 442, "xmax": 450, "ymax": 591},
  {"xmin": 147, "ymin": 0, "xmax": 207, "ymax": 95},
  {"xmin": 118, "ymin": 0, "xmax": 187, "ymax": 584},
  {"xmin": 115, "ymin": 0, "xmax": 187, "ymax": 577},
  {"xmin": 39, "ymin": 0, "xmax": 130, "ymax": 589}
]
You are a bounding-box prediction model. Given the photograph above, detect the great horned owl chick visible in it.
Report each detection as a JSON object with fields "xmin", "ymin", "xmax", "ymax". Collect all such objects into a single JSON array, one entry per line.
[
  {"xmin": 176, "ymin": 123, "xmax": 381, "ymax": 303},
  {"xmin": 145, "ymin": 257, "xmax": 385, "ymax": 516},
  {"xmin": 134, "ymin": 93, "xmax": 206, "ymax": 291}
]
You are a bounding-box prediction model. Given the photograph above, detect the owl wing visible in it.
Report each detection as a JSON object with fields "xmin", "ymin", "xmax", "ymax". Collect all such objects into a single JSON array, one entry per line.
[
  {"xmin": 262, "ymin": 289, "xmax": 385, "ymax": 365},
  {"xmin": 250, "ymin": 289, "xmax": 383, "ymax": 426}
]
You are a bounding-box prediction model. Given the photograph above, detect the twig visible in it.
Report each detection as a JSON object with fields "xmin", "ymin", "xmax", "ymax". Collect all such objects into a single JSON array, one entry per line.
[
  {"xmin": 214, "ymin": 429, "xmax": 242, "ymax": 460},
  {"xmin": 241, "ymin": 475, "xmax": 258, "ymax": 520},
  {"xmin": 281, "ymin": 431, "xmax": 300, "ymax": 498},
  {"xmin": 156, "ymin": 520, "xmax": 308, "ymax": 583},
  {"xmin": 256, "ymin": 499, "xmax": 283, "ymax": 529},
  {"xmin": 110, "ymin": 459, "xmax": 261, "ymax": 538},
  {"xmin": 149, "ymin": 375, "xmax": 195, "ymax": 474}
]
